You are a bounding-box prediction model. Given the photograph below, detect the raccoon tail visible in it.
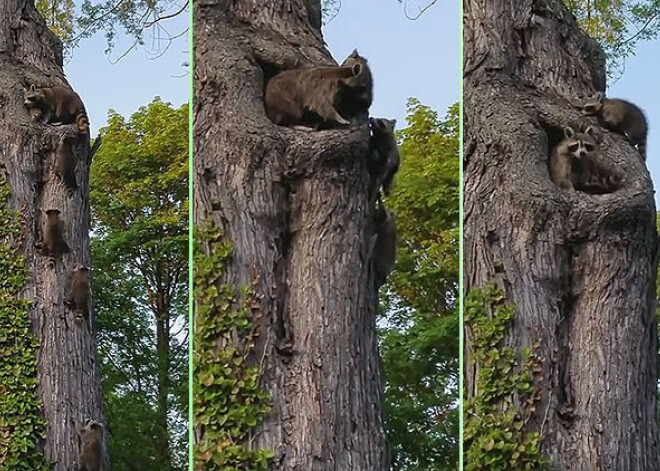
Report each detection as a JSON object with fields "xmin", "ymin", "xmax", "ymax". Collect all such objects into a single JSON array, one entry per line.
[{"xmin": 76, "ymin": 112, "xmax": 89, "ymax": 134}]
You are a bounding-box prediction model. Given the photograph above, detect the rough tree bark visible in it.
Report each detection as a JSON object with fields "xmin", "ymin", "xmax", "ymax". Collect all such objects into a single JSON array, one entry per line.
[
  {"xmin": 0, "ymin": 0, "xmax": 107, "ymax": 468},
  {"xmin": 464, "ymin": 0, "xmax": 659, "ymax": 469},
  {"xmin": 193, "ymin": 0, "xmax": 388, "ymax": 470}
]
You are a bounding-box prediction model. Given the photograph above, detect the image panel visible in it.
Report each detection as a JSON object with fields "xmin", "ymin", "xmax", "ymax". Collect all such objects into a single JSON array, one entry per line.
[
  {"xmin": 192, "ymin": 0, "xmax": 459, "ymax": 470},
  {"xmin": 463, "ymin": 0, "xmax": 660, "ymax": 468},
  {"xmin": 0, "ymin": 0, "xmax": 189, "ymax": 468}
]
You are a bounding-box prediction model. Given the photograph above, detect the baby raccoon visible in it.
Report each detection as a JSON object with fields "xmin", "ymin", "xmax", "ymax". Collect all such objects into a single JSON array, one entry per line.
[
  {"xmin": 582, "ymin": 92, "xmax": 647, "ymax": 160},
  {"xmin": 43, "ymin": 209, "xmax": 70, "ymax": 258},
  {"xmin": 56, "ymin": 135, "xmax": 78, "ymax": 190},
  {"xmin": 335, "ymin": 49, "xmax": 373, "ymax": 120},
  {"xmin": 24, "ymin": 84, "xmax": 89, "ymax": 134},
  {"xmin": 74, "ymin": 419, "xmax": 103, "ymax": 471},
  {"xmin": 372, "ymin": 203, "xmax": 397, "ymax": 288},
  {"xmin": 264, "ymin": 53, "xmax": 370, "ymax": 128},
  {"xmin": 68, "ymin": 264, "xmax": 90, "ymax": 323},
  {"xmin": 549, "ymin": 126, "xmax": 620, "ymax": 193},
  {"xmin": 369, "ymin": 117, "xmax": 400, "ymax": 196}
]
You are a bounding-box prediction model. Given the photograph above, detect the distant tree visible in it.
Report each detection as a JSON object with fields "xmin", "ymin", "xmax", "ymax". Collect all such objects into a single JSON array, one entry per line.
[
  {"xmin": 380, "ymin": 100, "xmax": 459, "ymax": 470},
  {"xmin": 91, "ymin": 98, "xmax": 189, "ymax": 470}
]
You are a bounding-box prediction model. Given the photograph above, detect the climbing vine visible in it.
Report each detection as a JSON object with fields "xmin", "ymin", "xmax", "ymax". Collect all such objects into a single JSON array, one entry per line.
[
  {"xmin": 463, "ymin": 283, "xmax": 548, "ymax": 470},
  {"xmin": 192, "ymin": 222, "xmax": 272, "ymax": 471},
  {"xmin": 0, "ymin": 176, "xmax": 50, "ymax": 470}
]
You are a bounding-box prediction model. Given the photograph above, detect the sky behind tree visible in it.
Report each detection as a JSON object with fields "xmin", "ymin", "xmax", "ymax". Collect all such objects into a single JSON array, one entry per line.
[
  {"xmin": 64, "ymin": 12, "xmax": 189, "ymax": 135},
  {"xmin": 63, "ymin": 1, "xmax": 458, "ymax": 137}
]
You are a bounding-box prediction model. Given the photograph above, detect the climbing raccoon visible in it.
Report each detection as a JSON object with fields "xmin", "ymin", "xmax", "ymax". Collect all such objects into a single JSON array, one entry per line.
[
  {"xmin": 74, "ymin": 419, "xmax": 103, "ymax": 471},
  {"xmin": 369, "ymin": 117, "xmax": 399, "ymax": 196},
  {"xmin": 372, "ymin": 202, "xmax": 397, "ymax": 288},
  {"xmin": 549, "ymin": 126, "xmax": 621, "ymax": 193},
  {"xmin": 24, "ymin": 84, "xmax": 89, "ymax": 134},
  {"xmin": 55, "ymin": 135, "xmax": 78, "ymax": 190},
  {"xmin": 264, "ymin": 51, "xmax": 372, "ymax": 127},
  {"xmin": 582, "ymin": 92, "xmax": 647, "ymax": 160},
  {"xmin": 43, "ymin": 209, "xmax": 70, "ymax": 258},
  {"xmin": 68, "ymin": 264, "xmax": 90, "ymax": 323}
]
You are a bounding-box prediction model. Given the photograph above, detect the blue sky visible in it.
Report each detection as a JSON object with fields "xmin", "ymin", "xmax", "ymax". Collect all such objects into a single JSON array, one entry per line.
[
  {"xmin": 324, "ymin": 0, "xmax": 460, "ymax": 128},
  {"xmin": 609, "ymin": 38, "xmax": 660, "ymax": 204},
  {"xmin": 64, "ymin": 11, "xmax": 189, "ymax": 135}
]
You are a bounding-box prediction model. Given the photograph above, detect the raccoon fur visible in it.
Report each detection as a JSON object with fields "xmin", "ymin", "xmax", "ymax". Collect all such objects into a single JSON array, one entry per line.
[
  {"xmin": 369, "ymin": 117, "xmax": 399, "ymax": 196},
  {"xmin": 582, "ymin": 92, "xmax": 647, "ymax": 160},
  {"xmin": 264, "ymin": 52, "xmax": 371, "ymax": 128},
  {"xmin": 68, "ymin": 264, "xmax": 90, "ymax": 323},
  {"xmin": 549, "ymin": 126, "xmax": 621, "ymax": 193},
  {"xmin": 43, "ymin": 209, "xmax": 70, "ymax": 258},
  {"xmin": 74, "ymin": 419, "xmax": 103, "ymax": 471},
  {"xmin": 372, "ymin": 202, "xmax": 397, "ymax": 288},
  {"xmin": 24, "ymin": 84, "xmax": 89, "ymax": 134},
  {"xmin": 55, "ymin": 135, "xmax": 78, "ymax": 190}
]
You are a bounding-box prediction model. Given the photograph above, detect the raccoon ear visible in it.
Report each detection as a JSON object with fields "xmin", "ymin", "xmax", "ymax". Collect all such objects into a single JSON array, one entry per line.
[
  {"xmin": 584, "ymin": 125, "xmax": 595, "ymax": 136},
  {"xmin": 29, "ymin": 84, "xmax": 36, "ymax": 91},
  {"xmin": 596, "ymin": 91, "xmax": 604, "ymax": 102},
  {"xmin": 351, "ymin": 63, "xmax": 362, "ymax": 76},
  {"xmin": 563, "ymin": 126, "xmax": 575, "ymax": 138}
]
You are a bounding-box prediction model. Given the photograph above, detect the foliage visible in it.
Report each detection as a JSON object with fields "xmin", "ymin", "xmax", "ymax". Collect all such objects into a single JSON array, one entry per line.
[
  {"xmin": 90, "ymin": 97, "xmax": 189, "ymax": 470},
  {"xmin": 35, "ymin": 0, "xmax": 188, "ymax": 57},
  {"xmin": 36, "ymin": 0, "xmax": 75, "ymax": 42},
  {"xmin": 564, "ymin": 0, "xmax": 660, "ymax": 77},
  {"xmin": 463, "ymin": 284, "xmax": 548, "ymax": 470},
  {"xmin": 192, "ymin": 223, "xmax": 272, "ymax": 471},
  {"xmin": 379, "ymin": 100, "xmax": 459, "ymax": 470},
  {"xmin": 0, "ymin": 177, "xmax": 50, "ymax": 470}
]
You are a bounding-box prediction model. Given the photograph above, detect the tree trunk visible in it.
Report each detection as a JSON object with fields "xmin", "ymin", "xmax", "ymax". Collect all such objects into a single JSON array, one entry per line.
[
  {"xmin": 156, "ymin": 308, "xmax": 172, "ymax": 467},
  {"xmin": 192, "ymin": 1, "xmax": 388, "ymax": 470},
  {"xmin": 0, "ymin": 0, "xmax": 107, "ymax": 468},
  {"xmin": 463, "ymin": 0, "xmax": 660, "ymax": 469}
]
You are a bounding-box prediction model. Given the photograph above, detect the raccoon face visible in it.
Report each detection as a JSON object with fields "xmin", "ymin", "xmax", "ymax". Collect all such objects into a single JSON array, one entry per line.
[
  {"xmin": 582, "ymin": 91, "xmax": 604, "ymax": 116},
  {"xmin": 563, "ymin": 126, "xmax": 597, "ymax": 159},
  {"xmin": 24, "ymin": 85, "xmax": 44, "ymax": 107},
  {"xmin": 371, "ymin": 118, "xmax": 396, "ymax": 134}
]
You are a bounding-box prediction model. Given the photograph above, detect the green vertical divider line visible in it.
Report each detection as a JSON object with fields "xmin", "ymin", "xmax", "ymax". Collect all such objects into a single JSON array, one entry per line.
[
  {"xmin": 188, "ymin": 0, "xmax": 194, "ymax": 468},
  {"xmin": 458, "ymin": 0, "xmax": 464, "ymax": 468}
]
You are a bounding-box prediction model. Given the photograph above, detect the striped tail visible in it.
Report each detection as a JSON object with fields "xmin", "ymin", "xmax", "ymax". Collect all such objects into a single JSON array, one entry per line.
[{"xmin": 76, "ymin": 110, "xmax": 89, "ymax": 134}]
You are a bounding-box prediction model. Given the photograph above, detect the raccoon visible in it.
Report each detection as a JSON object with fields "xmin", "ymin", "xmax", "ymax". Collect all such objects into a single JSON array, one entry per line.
[
  {"xmin": 335, "ymin": 49, "xmax": 373, "ymax": 121},
  {"xmin": 372, "ymin": 203, "xmax": 397, "ymax": 288},
  {"xmin": 582, "ymin": 92, "xmax": 647, "ymax": 160},
  {"xmin": 549, "ymin": 126, "xmax": 620, "ymax": 193},
  {"xmin": 369, "ymin": 117, "xmax": 400, "ymax": 196},
  {"xmin": 74, "ymin": 419, "xmax": 103, "ymax": 471},
  {"xmin": 68, "ymin": 264, "xmax": 90, "ymax": 323},
  {"xmin": 43, "ymin": 209, "xmax": 70, "ymax": 258},
  {"xmin": 55, "ymin": 135, "xmax": 78, "ymax": 190},
  {"xmin": 24, "ymin": 84, "xmax": 89, "ymax": 134},
  {"xmin": 264, "ymin": 54, "xmax": 370, "ymax": 128}
]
